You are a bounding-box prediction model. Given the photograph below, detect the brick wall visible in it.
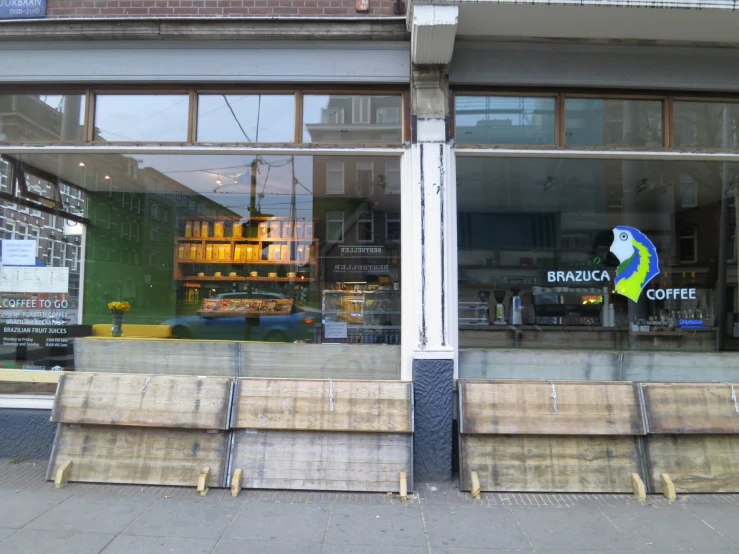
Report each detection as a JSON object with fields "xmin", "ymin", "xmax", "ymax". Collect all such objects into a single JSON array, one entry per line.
[{"xmin": 46, "ymin": 0, "xmax": 401, "ymax": 18}]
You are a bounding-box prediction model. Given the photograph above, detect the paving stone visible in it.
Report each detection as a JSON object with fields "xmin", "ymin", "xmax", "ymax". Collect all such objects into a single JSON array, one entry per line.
[
  {"xmin": 101, "ymin": 535, "xmax": 217, "ymax": 554},
  {"xmin": 123, "ymin": 498, "xmax": 238, "ymax": 539},
  {"xmin": 213, "ymin": 539, "xmax": 323, "ymax": 554},
  {"xmin": 423, "ymin": 506, "xmax": 531, "ymax": 550},
  {"xmin": 0, "ymin": 529, "xmax": 114, "ymax": 554},
  {"xmin": 222, "ymin": 502, "xmax": 328, "ymax": 543},
  {"xmin": 0, "ymin": 489, "xmax": 71, "ymax": 528},
  {"xmin": 432, "ymin": 550, "xmax": 534, "ymax": 554},
  {"xmin": 600, "ymin": 506, "xmax": 737, "ymax": 551},
  {"xmin": 688, "ymin": 505, "xmax": 739, "ymax": 545},
  {"xmin": 324, "ymin": 504, "xmax": 427, "ymax": 547},
  {"xmin": 322, "ymin": 546, "xmax": 429, "ymax": 554},
  {"xmin": 512, "ymin": 506, "xmax": 636, "ymax": 551},
  {"xmin": 26, "ymin": 495, "xmax": 152, "ymax": 534}
]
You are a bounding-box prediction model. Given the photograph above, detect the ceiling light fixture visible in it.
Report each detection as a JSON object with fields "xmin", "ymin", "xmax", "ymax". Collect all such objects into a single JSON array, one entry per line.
[{"xmin": 78, "ymin": 162, "xmax": 85, "ymax": 167}]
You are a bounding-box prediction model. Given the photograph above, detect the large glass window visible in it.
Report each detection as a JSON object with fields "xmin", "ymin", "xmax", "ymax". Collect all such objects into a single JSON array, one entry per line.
[
  {"xmin": 1, "ymin": 152, "xmax": 402, "ymax": 376},
  {"xmin": 457, "ymin": 156, "xmax": 738, "ymax": 366},
  {"xmin": 94, "ymin": 94, "xmax": 190, "ymax": 142},
  {"xmin": 564, "ymin": 98, "xmax": 663, "ymax": 147},
  {"xmin": 303, "ymin": 95, "xmax": 403, "ymax": 144},
  {"xmin": 455, "ymin": 95, "xmax": 556, "ymax": 145},
  {"xmin": 197, "ymin": 94, "xmax": 295, "ymax": 143},
  {"xmin": 674, "ymin": 100, "xmax": 739, "ymax": 149}
]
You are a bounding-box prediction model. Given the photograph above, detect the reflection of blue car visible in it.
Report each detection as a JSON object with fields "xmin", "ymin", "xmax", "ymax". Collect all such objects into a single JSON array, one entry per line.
[{"xmin": 165, "ymin": 293, "xmax": 318, "ymax": 343}]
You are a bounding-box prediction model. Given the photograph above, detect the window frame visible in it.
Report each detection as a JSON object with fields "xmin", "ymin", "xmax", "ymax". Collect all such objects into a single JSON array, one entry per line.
[
  {"xmin": 0, "ymin": 86, "xmax": 408, "ymax": 146},
  {"xmin": 678, "ymin": 226, "xmax": 699, "ymax": 264},
  {"xmin": 325, "ymin": 210, "xmax": 345, "ymax": 244},
  {"xmin": 453, "ymin": 89, "xmax": 739, "ymax": 152},
  {"xmin": 325, "ymin": 160, "xmax": 346, "ymax": 195},
  {"xmin": 356, "ymin": 211, "xmax": 375, "ymax": 244}
]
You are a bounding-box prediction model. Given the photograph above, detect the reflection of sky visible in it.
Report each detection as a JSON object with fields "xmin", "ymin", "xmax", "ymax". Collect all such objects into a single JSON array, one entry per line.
[
  {"xmin": 93, "ymin": 94, "xmax": 298, "ymax": 144},
  {"xmin": 139, "ymin": 154, "xmax": 315, "ymax": 219},
  {"xmin": 95, "ymin": 95, "xmax": 190, "ymax": 142},
  {"xmin": 197, "ymin": 95, "xmax": 295, "ymax": 143}
]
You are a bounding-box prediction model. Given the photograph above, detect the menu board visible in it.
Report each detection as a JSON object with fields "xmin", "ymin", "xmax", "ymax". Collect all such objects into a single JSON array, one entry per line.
[{"xmin": 0, "ymin": 266, "xmax": 70, "ymax": 293}]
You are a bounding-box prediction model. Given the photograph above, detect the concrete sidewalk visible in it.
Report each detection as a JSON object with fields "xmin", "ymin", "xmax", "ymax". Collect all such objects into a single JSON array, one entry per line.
[{"xmin": 1, "ymin": 459, "xmax": 739, "ymax": 553}]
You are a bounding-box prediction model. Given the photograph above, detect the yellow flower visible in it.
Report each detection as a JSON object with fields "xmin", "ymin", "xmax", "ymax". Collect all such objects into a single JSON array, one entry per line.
[{"xmin": 107, "ymin": 301, "xmax": 131, "ymax": 313}]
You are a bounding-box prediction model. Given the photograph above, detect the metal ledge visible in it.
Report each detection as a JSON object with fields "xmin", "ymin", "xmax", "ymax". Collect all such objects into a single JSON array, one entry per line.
[
  {"xmin": 0, "ymin": 395, "xmax": 54, "ymax": 410},
  {"xmin": 0, "ymin": 17, "xmax": 409, "ymax": 41}
]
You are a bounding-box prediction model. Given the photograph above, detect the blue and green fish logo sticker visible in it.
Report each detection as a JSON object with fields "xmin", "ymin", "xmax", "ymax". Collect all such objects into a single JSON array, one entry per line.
[{"xmin": 610, "ymin": 226, "xmax": 660, "ymax": 302}]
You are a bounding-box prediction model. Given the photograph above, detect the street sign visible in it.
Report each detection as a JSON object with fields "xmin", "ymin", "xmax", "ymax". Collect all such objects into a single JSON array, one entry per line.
[{"xmin": 0, "ymin": 0, "xmax": 46, "ymax": 19}]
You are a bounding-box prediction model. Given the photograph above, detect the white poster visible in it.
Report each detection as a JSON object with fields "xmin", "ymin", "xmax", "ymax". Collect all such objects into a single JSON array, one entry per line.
[
  {"xmin": 324, "ymin": 321, "xmax": 348, "ymax": 339},
  {"xmin": 1, "ymin": 239, "xmax": 37, "ymax": 266},
  {"xmin": 0, "ymin": 266, "xmax": 70, "ymax": 293}
]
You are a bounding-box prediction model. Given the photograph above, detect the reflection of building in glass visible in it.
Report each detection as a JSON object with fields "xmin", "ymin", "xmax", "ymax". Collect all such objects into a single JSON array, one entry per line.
[
  {"xmin": 304, "ymin": 96, "xmax": 401, "ymax": 342},
  {"xmin": 0, "ymin": 159, "xmax": 85, "ymax": 308},
  {"xmin": 0, "ymin": 95, "xmax": 239, "ymax": 325},
  {"xmin": 304, "ymin": 94, "xmax": 403, "ymax": 143},
  {"xmin": 0, "ymin": 94, "xmax": 84, "ymax": 142}
]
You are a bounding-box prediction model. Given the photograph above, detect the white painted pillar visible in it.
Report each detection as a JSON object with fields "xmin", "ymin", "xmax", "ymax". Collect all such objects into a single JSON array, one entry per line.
[{"xmin": 401, "ymin": 68, "xmax": 458, "ymax": 381}]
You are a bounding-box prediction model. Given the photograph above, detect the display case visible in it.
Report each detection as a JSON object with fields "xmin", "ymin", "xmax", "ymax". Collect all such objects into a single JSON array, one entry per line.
[
  {"xmin": 322, "ymin": 286, "xmax": 400, "ymax": 344},
  {"xmin": 175, "ymin": 216, "xmax": 319, "ymax": 283}
]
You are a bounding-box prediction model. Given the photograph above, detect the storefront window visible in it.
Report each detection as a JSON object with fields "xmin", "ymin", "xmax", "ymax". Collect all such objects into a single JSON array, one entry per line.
[
  {"xmin": 455, "ymin": 95, "xmax": 556, "ymax": 145},
  {"xmin": 1, "ymin": 152, "xmax": 402, "ymax": 377},
  {"xmin": 564, "ymin": 98, "xmax": 663, "ymax": 147},
  {"xmin": 0, "ymin": 94, "xmax": 85, "ymax": 142},
  {"xmin": 197, "ymin": 94, "xmax": 295, "ymax": 143},
  {"xmin": 94, "ymin": 94, "xmax": 190, "ymax": 142},
  {"xmin": 457, "ymin": 156, "xmax": 738, "ymax": 362}
]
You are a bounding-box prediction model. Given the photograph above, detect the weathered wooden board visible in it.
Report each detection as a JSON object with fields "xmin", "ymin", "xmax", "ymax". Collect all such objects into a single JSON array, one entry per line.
[
  {"xmin": 75, "ymin": 339, "xmax": 401, "ymax": 381},
  {"xmin": 239, "ymin": 343, "xmax": 401, "ymax": 380},
  {"xmin": 47, "ymin": 424, "xmax": 228, "ymax": 488},
  {"xmin": 230, "ymin": 429, "xmax": 411, "ymax": 492},
  {"xmin": 74, "ymin": 338, "xmax": 239, "ymax": 376},
  {"xmin": 51, "ymin": 373, "xmax": 232, "ymax": 430},
  {"xmin": 460, "ymin": 435, "xmax": 642, "ymax": 492},
  {"xmin": 231, "ymin": 378, "xmax": 412, "ymax": 432},
  {"xmin": 645, "ymin": 435, "xmax": 739, "ymax": 493},
  {"xmin": 460, "ymin": 380, "xmax": 645, "ymax": 435},
  {"xmin": 642, "ymin": 383, "xmax": 739, "ymax": 434}
]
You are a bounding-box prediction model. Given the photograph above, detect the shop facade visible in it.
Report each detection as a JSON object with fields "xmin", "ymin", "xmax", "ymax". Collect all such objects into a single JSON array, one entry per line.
[{"xmin": 3, "ymin": 1, "xmax": 739, "ymax": 490}]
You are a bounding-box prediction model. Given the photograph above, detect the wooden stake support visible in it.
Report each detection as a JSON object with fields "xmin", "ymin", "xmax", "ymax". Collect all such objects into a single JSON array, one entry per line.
[
  {"xmin": 399, "ymin": 471, "xmax": 407, "ymax": 501},
  {"xmin": 631, "ymin": 473, "xmax": 646, "ymax": 501},
  {"xmin": 470, "ymin": 471, "xmax": 481, "ymax": 499},
  {"xmin": 231, "ymin": 468, "xmax": 243, "ymax": 497},
  {"xmin": 660, "ymin": 473, "xmax": 677, "ymax": 502},
  {"xmin": 54, "ymin": 461, "xmax": 72, "ymax": 489},
  {"xmin": 197, "ymin": 466, "xmax": 210, "ymax": 496}
]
